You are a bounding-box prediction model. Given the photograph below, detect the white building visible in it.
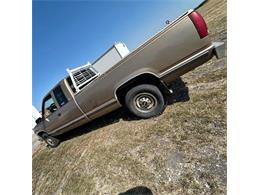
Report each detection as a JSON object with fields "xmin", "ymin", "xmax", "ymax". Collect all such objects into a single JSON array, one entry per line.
[
  {"xmin": 32, "ymin": 105, "xmax": 41, "ymax": 129},
  {"xmin": 32, "ymin": 105, "xmax": 41, "ymax": 152}
]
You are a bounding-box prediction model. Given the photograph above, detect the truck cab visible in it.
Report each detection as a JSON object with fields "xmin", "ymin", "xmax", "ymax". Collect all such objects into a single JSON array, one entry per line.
[{"xmin": 34, "ymin": 78, "xmax": 90, "ymax": 147}]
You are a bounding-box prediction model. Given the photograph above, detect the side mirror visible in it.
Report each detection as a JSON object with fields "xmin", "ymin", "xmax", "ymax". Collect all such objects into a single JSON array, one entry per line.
[{"xmin": 35, "ymin": 117, "xmax": 42, "ymax": 124}]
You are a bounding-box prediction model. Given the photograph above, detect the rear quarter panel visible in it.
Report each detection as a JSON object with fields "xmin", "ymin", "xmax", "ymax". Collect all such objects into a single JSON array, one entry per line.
[{"xmin": 75, "ymin": 14, "xmax": 211, "ymax": 119}]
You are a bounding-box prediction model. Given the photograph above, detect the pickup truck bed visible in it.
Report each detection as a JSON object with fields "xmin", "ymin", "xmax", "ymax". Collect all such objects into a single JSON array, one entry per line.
[{"xmin": 73, "ymin": 10, "xmax": 219, "ymax": 119}]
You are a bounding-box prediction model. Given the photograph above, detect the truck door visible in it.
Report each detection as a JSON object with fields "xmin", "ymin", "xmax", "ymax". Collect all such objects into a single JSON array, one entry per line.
[
  {"xmin": 42, "ymin": 93, "xmax": 60, "ymax": 134},
  {"xmin": 42, "ymin": 85, "xmax": 87, "ymax": 135}
]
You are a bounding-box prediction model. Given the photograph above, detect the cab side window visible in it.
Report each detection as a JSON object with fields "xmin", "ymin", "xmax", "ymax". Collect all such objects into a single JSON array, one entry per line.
[
  {"xmin": 53, "ymin": 85, "xmax": 68, "ymax": 107},
  {"xmin": 43, "ymin": 95, "xmax": 58, "ymax": 118}
]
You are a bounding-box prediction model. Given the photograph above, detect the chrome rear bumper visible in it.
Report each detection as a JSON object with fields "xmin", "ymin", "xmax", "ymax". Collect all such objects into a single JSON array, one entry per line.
[{"xmin": 213, "ymin": 42, "xmax": 225, "ymax": 59}]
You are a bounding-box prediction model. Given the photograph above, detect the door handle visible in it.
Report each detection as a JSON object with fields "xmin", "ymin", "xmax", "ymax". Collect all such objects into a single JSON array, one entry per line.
[{"xmin": 58, "ymin": 113, "xmax": 61, "ymax": 117}]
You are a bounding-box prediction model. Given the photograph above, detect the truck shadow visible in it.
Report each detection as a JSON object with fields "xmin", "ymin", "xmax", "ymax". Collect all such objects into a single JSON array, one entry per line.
[
  {"xmin": 167, "ymin": 77, "xmax": 190, "ymax": 105},
  {"xmin": 58, "ymin": 77, "xmax": 189, "ymax": 143},
  {"xmin": 118, "ymin": 186, "xmax": 153, "ymax": 195}
]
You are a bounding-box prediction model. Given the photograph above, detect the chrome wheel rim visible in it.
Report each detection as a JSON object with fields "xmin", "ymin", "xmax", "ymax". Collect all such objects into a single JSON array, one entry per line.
[{"xmin": 134, "ymin": 92, "xmax": 157, "ymax": 113}]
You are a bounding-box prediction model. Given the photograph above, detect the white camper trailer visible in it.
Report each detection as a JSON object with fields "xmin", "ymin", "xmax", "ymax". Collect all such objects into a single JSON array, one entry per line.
[
  {"xmin": 66, "ymin": 42, "xmax": 130, "ymax": 92},
  {"xmin": 92, "ymin": 42, "xmax": 130, "ymax": 74}
]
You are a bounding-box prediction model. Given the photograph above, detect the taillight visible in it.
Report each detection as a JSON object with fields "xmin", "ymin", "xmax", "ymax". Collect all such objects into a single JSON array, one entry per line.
[{"xmin": 189, "ymin": 11, "xmax": 208, "ymax": 39}]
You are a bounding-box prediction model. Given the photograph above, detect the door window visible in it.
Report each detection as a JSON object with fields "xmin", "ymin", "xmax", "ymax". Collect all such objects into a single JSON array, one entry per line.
[
  {"xmin": 53, "ymin": 85, "xmax": 68, "ymax": 107},
  {"xmin": 43, "ymin": 95, "xmax": 58, "ymax": 118}
]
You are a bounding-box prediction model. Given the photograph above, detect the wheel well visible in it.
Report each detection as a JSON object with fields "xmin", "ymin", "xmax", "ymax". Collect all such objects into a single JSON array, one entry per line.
[
  {"xmin": 37, "ymin": 131, "xmax": 46, "ymax": 138},
  {"xmin": 116, "ymin": 73, "xmax": 169, "ymax": 105}
]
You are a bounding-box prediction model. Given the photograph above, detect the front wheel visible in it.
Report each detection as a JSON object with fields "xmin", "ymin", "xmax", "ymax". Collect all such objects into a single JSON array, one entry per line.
[
  {"xmin": 125, "ymin": 84, "xmax": 166, "ymax": 118},
  {"xmin": 41, "ymin": 133, "xmax": 60, "ymax": 148}
]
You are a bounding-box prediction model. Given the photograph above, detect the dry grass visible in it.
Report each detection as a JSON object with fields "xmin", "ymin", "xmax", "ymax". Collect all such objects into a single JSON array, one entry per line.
[{"xmin": 33, "ymin": 0, "xmax": 227, "ymax": 194}]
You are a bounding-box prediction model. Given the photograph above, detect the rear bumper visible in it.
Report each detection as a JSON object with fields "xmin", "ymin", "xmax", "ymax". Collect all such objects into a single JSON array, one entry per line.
[{"xmin": 213, "ymin": 42, "xmax": 225, "ymax": 59}]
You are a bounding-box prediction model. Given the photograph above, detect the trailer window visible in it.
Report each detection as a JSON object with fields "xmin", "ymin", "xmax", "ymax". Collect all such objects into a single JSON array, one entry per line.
[
  {"xmin": 43, "ymin": 95, "xmax": 57, "ymax": 118},
  {"xmin": 53, "ymin": 85, "xmax": 68, "ymax": 107}
]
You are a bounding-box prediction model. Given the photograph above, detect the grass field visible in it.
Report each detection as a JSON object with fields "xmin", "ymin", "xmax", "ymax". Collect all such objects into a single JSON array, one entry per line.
[{"xmin": 33, "ymin": 0, "xmax": 227, "ymax": 194}]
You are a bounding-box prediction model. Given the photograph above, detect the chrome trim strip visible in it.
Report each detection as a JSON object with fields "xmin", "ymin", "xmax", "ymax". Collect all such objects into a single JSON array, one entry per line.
[
  {"xmin": 49, "ymin": 98, "xmax": 117, "ymax": 134},
  {"xmin": 86, "ymin": 98, "xmax": 117, "ymax": 116},
  {"xmin": 159, "ymin": 44, "xmax": 214, "ymax": 78},
  {"xmin": 49, "ymin": 115, "xmax": 86, "ymax": 134}
]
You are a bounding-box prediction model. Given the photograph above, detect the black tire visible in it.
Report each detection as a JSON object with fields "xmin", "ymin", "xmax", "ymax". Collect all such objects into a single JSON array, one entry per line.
[
  {"xmin": 41, "ymin": 133, "xmax": 60, "ymax": 148},
  {"xmin": 125, "ymin": 84, "xmax": 166, "ymax": 118}
]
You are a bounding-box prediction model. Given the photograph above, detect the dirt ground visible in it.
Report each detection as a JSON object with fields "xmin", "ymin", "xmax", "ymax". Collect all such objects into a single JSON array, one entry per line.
[{"xmin": 33, "ymin": 0, "xmax": 227, "ymax": 194}]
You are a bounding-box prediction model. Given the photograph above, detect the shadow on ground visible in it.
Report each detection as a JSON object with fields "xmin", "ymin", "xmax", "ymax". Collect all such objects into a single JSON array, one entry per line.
[
  {"xmin": 118, "ymin": 186, "xmax": 153, "ymax": 195},
  {"xmin": 58, "ymin": 77, "xmax": 189, "ymax": 143}
]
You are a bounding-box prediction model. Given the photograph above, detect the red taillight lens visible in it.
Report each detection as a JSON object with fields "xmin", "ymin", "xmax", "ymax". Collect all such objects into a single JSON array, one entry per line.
[{"xmin": 189, "ymin": 11, "xmax": 208, "ymax": 39}]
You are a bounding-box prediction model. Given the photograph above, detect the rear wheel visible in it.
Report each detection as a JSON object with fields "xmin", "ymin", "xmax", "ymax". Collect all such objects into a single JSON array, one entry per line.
[
  {"xmin": 41, "ymin": 133, "xmax": 60, "ymax": 148},
  {"xmin": 125, "ymin": 84, "xmax": 166, "ymax": 118}
]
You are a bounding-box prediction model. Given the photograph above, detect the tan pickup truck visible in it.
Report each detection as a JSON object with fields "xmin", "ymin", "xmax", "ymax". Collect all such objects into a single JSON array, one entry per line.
[{"xmin": 33, "ymin": 10, "xmax": 224, "ymax": 147}]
